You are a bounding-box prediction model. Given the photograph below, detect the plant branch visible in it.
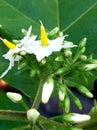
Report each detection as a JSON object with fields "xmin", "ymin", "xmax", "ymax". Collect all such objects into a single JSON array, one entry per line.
[
  {"xmin": 0, "ymin": 109, "xmax": 97, "ymax": 129},
  {"xmin": 0, "ymin": 110, "xmax": 27, "ymax": 122},
  {"xmin": 32, "ymin": 73, "xmax": 47, "ymax": 109},
  {"xmin": 0, "ymin": 110, "xmax": 67, "ymax": 128}
]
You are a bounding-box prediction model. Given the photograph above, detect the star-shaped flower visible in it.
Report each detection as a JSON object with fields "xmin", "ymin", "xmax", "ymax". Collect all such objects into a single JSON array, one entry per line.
[
  {"xmin": 0, "ymin": 24, "xmax": 77, "ymax": 77},
  {"xmin": 0, "ymin": 26, "xmax": 36, "ymax": 78},
  {"xmin": 26, "ymin": 23, "xmax": 77, "ymax": 61}
]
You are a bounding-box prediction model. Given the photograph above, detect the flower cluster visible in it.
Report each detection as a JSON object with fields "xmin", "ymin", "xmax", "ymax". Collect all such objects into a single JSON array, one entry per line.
[
  {"xmin": 0, "ymin": 24, "xmax": 76, "ymax": 78},
  {"xmin": 0, "ymin": 23, "xmax": 97, "ymax": 123}
]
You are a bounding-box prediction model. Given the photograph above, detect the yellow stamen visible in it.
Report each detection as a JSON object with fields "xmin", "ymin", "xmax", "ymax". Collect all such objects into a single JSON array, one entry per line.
[
  {"xmin": 40, "ymin": 24, "xmax": 48, "ymax": 46},
  {"xmin": 0, "ymin": 38, "xmax": 16, "ymax": 49}
]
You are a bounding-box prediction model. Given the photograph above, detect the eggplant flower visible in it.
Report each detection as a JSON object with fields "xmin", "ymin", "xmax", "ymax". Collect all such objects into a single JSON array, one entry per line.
[
  {"xmin": 28, "ymin": 23, "xmax": 77, "ymax": 61},
  {"xmin": 0, "ymin": 26, "xmax": 36, "ymax": 78}
]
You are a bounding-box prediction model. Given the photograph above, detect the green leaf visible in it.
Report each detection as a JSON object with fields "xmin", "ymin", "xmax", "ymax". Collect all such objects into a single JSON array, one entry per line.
[
  {"xmin": 0, "ymin": 0, "xmax": 39, "ymax": 38},
  {"xmin": 0, "ymin": 0, "xmax": 97, "ymax": 50},
  {"xmin": 0, "ymin": 1, "xmax": 97, "ymax": 129},
  {"xmin": 4, "ymin": 0, "xmax": 59, "ymax": 30},
  {"xmin": 0, "ymin": 0, "xmax": 97, "ymax": 96},
  {"xmin": 4, "ymin": 0, "xmax": 97, "ymax": 58}
]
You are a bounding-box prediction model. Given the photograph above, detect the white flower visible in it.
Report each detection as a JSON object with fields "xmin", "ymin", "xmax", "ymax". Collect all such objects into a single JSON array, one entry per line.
[
  {"xmin": 25, "ymin": 24, "xmax": 77, "ymax": 61},
  {"xmin": 0, "ymin": 26, "xmax": 36, "ymax": 78},
  {"xmin": 27, "ymin": 109, "xmax": 40, "ymax": 123},
  {"xmin": 27, "ymin": 36, "xmax": 76, "ymax": 62},
  {"xmin": 70, "ymin": 113, "xmax": 91, "ymax": 123},
  {"xmin": 42, "ymin": 80, "xmax": 54, "ymax": 104},
  {"xmin": 0, "ymin": 24, "xmax": 77, "ymax": 77},
  {"xmin": 6, "ymin": 92, "xmax": 22, "ymax": 103}
]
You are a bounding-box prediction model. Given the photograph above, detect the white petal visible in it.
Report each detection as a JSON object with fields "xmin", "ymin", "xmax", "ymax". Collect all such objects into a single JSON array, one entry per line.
[
  {"xmin": 26, "ymin": 26, "xmax": 32, "ymax": 36},
  {"xmin": 17, "ymin": 25, "xmax": 37, "ymax": 48},
  {"xmin": 17, "ymin": 35, "xmax": 37, "ymax": 48},
  {"xmin": 0, "ymin": 58, "xmax": 14, "ymax": 78},
  {"xmin": 0, "ymin": 49, "xmax": 22, "ymax": 78},
  {"xmin": 63, "ymin": 41, "xmax": 77, "ymax": 48},
  {"xmin": 28, "ymin": 35, "xmax": 77, "ymax": 61},
  {"xmin": 34, "ymin": 47, "xmax": 52, "ymax": 61},
  {"xmin": 48, "ymin": 36, "xmax": 65, "ymax": 51},
  {"xmin": 28, "ymin": 42, "xmax": 52, "ymax": 61},
  {"xmin": 49, "ymin": 36, "xmax": 65, "ymax": 45}
]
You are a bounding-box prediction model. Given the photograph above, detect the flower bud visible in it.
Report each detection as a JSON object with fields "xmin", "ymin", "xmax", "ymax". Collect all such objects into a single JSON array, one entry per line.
[
  {"xmin": 79, "ymin": 37, "xmax": 87, "ymax": 48},
  {"xmin": 20, "ymin": 51, "xmax": 27, "ymax": 56},
  {"xmin": 6, "ymin": 92, "xmax": 22, "ymax": 103},
  {"xmin": 73, "ymin": 47, "xmax": 86, "ymax": 62},
  {"xmin": 42, "ymin": 78, "xmax": 54, "ymax": 104},
  {"xmin": 59, "ymin": 32, "xmax": 63, "ymax": 36},
  {"xmin": 18, "ymin": 61, "xmax": 27, "ymax": 70},
  {"xmin": 55, "ymin": 67, "xmax": 65, "ymax": 75},
  {"xmin": 55, "ymin": 56, "xmax": 64, "ymax": 62},
  {"xmin": 80, "ymin": 55, "xmax": 87, "ymax": 61},
  {"xmin": 48, "ymin": 27, "xmax": 59, "ymax": 37},
  {"xmin": 60, "ymin": 113, "xmax": 90, "ymax": 123},
  {"xmin": 12, "ymin": 40, "xmax": 20, "ymax": 44},
  {"xmin": 83, "ymin": 64, "xmax": 97, "ymax": 71},
  {"xmin": 54, "ymin": 113, "xmax": 90, "ymax": 124},
  {"xmin": 58, "ymin": 89, "xmax": 65, "ymax": 101},
  {"xmin": 69, "ymin": 113, "xmax": 91, "ymax": 123},
  {"xmin": 80, "ymin": 47, "xmax": 86, "ymax": 54},
  {"xmin": 64, "ymin": 95, "xmax": 70, "ymax": 113},
  {"xmin": 65, "ymin": 50, "xmax": 72, "ymax": 57},
  {"xmin": 77, "ymin": 86, "xmax": 93, "ymax": 98},
  {"xmin": 27, "ymin": 109, "xmax": 40, "ymax": 123},
  {"xmin": 41, "ymin": 59, "xmax": 46, "ymax": 65},
  {"xmin": 21, "ymin": 29, "xmax": 27, "ymax": 35},
  {"xmin": 30, "ymin": 69, "xmax": 37, "ymax": 77},
  {"xmin": 72, "ymin": 94, "xmax": 82, "ymax": 110}
]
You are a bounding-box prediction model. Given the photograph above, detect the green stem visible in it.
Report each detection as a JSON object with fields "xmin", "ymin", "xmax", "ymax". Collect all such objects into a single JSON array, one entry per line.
[
  {"xmin": 0, "ymin": 110, "xmax": 67, "ymax": 128},
  {"xmin": 20, "ymin": 100, "xmax": 29, "ymax": 110},
  {"xmin": 0, "ymin": 110, "xmax": 27, "ymax": 122},
  {"xmin": 0, "ymin": 109, "xmax": 97, "ymax": 129},
  {"xmin": 32, "ymin": 73, "xmax": 47, "ymax": 109}
]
